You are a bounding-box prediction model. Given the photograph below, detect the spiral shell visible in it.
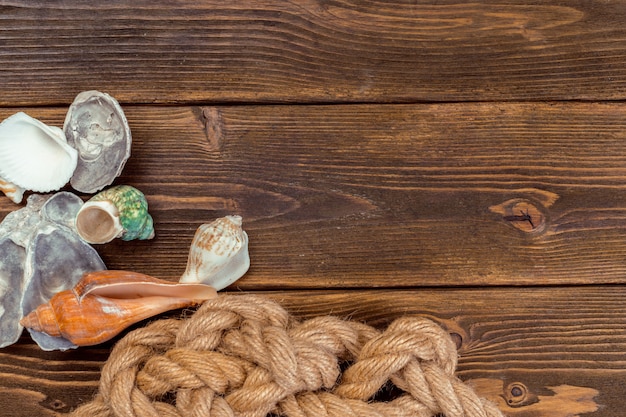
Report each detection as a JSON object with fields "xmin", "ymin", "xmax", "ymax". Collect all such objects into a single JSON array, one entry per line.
[
  {"xmin": 20, "ymin": 270, "xmax": 217, "ymax": 347},
  {"xmin": 179, "ymin": 215, "xmax": 250, "ymax": 291},
  {"xmin": 0, "ymin": 177, "xmax": 25, "ymax": 204},
  {"xmin": 75, "ymin": 185, "xmax": 155, "ymax": 244}
]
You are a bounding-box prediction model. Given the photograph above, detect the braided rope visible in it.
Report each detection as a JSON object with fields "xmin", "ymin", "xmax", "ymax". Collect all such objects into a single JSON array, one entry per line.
[{"xmin": 70, "ymin": 294, "xmax": 504, "ymax": 417}]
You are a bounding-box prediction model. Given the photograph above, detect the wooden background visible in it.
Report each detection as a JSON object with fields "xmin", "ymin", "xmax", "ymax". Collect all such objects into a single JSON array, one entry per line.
[{"xmin": 0, "ymin": 1, "xmax": 625, "ymax": 415}]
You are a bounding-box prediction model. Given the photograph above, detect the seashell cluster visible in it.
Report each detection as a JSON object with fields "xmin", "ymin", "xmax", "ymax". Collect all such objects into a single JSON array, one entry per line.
[
  {"xmin": 0, "ymin": 92, "xmax": 253, "ymax": 351},
  {"xmin": 15, "ymin": 214, "xmax": 248, "ymax": 349},
  {"xmin": 2, "ymin": 203, "xmax": 248, "ymax": 350},
  {"xmin": 20, "ymin": 270, "xmax": 217, "ymax": 346},
  {"xmin": 75, "ymin": 185, "xmax": 155, "ymax": 244},
  {"xmin": 0, "ymin": 91, "xmax": 130, "ymax": 203},
  {"xmin": 0, "ymin": 192, "xmax": 106, "ymax": 350},
  {"xmin": 180, "ymin": 215, "xmax": 250, "ymax": 291}
]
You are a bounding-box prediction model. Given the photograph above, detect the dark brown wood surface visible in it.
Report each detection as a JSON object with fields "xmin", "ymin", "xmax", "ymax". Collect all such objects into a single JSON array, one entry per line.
[
  {"xmin": 0, "ymin": 1, "xmax": 624, "ymax": 416},
  {"xmin": 0, "ymin": 0, "xmax": 626, "ymax": 105}
]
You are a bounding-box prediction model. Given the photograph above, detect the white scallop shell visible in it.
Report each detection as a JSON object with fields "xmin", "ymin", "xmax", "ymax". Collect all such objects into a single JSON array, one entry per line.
[
  {"xmin": 0, "ymin": 112, "xmax": 78, "ymax": 192},
  {"xmin": 179, "ymin": 215, "xmax": 250, "ymax": 291},
  {"xmin": 63, "ymin": 91, "xmax": 132, "ymax": 193}
]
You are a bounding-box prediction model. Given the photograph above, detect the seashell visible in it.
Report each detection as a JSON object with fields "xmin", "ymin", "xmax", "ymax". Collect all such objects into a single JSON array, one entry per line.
[
  {"xmin": 0, "ymin": 176, "xmax": 25, "ymax": 204},
  {"xmin": 179, "ymin": 215, "xmax": 250, "ymax": 291},
  {"xmin": 75, "ymin": 185, "xmax": 155, "ymax": 244},
  {"xmin": 40, "ymin": 190, "xmax": 85, "ymax": 230},
  {"xmin": 64, "ymin": 90, "xmax": 132, "ymax": 193},
  {"xmin": 20, "ymin": 270, "xmax": 217, "ymax": 347},
  {"xmin": 0, "ymin": 112, "xmax": 78, "ymax": 193},
  {"xmin": 0, "ymin": 239, "xmax": 26, "ymax": 348}
]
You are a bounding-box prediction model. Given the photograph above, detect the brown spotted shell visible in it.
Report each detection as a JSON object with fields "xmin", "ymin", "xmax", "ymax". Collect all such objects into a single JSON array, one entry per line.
[{"xmin": 179, "ymin": 215, "xmax": 250, "ymax": 290}]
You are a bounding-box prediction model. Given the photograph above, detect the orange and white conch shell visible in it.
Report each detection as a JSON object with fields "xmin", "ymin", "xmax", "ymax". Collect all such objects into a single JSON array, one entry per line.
[
  {"xmin": 179, "ymin": 215, "xmax": 250, "ymax": 291},
  {"xmin": 20, "ymin": 270, "xmax": 217, "ymax": 346}
]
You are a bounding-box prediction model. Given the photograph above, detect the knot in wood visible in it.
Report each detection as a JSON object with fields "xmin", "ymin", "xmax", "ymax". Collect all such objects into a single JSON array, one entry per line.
[
  {"xmin": 69, "ymin": 294, "xmax": 505, "ymax": 417},
  {"xmin": 491, "ymin": 198, "xmax": 547, "ymax": 233},
  {"xmin": 504, "ymin": 381, "xmax": 537, "ymax": 407}
]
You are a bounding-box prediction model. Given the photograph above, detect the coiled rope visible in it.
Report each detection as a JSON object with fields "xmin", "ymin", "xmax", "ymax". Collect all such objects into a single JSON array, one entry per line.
[{"xmin": 70, "ymin": 294, "xmax": 504, "ymax": 417}]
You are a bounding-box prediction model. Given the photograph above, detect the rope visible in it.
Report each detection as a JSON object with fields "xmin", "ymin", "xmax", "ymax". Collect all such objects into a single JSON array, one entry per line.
[{"xmin": 70, "ymin": 294, "xmax": 504, "ymax": 417}]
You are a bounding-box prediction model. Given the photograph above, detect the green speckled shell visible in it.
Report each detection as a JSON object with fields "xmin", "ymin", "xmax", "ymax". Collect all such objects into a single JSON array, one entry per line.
[{"xmin": 90, "ymin": 185, "xmax": 154, "ymax": 241}]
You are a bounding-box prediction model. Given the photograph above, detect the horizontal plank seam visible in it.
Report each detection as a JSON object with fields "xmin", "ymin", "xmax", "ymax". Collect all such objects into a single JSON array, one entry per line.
[
  {"xmin": 3, "ymin": 98, "xmax": 626, "ymax": 108},
  {"xmin": 223, "ymin": 282, "xmax": 626, "ymax": 293}
]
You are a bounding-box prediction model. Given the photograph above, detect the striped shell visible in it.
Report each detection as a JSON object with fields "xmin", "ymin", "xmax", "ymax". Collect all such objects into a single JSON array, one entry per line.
[
  {"xmin": 179, "ymin": 215, "xmax": 250, "ymax": 291},
  {"xmin": 0, "ymin": 177, "xmax": 25, "ymax": 204}
]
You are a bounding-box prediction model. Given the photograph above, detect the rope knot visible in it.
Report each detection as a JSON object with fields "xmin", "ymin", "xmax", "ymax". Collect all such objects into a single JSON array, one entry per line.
[{"xmin": 70, "ymin": 294, "xmax": 503, "ymax": 417}]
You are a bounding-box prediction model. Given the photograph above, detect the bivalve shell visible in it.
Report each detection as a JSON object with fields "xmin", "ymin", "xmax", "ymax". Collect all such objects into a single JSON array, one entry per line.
[
  {"xmin": 64, "ymin": 91, "xmax": 132, "ymax": 193},
  {"xmin": 0, "ymin": 112, "xmax": 78, "ymax": 193}
]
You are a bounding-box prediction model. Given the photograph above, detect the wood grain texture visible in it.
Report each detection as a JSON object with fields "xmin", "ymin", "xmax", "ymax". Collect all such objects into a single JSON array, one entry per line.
[
  {"xmin": 0, "ymin": 2, "xmax": 625, "ymax": 416},
  {"xmin": 0, "ymin": 287, "xmax": 622, "ymax": 416},
  {"xmin": 2, "ymin": 103, "xmax": 626, "ymax": 288},
  {"xmin": 0, "ymin": 1, "xmax": 625, "ymax": 104}
]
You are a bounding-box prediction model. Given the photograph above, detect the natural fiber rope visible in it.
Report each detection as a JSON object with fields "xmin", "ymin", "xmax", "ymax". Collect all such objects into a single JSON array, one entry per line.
[{"xmin": 69, "ymin": 294, "xmax": 504, "ymax": 417}]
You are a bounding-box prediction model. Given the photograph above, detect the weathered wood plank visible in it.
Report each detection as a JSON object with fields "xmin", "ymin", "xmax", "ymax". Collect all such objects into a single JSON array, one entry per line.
[
  {"xmin": 0, "ymin": 287, "xmax": 622, "ymax": 416},
  {"xmin": 2, "ymin": 103, "xmax": 626, "ymax": 287},
  {"xmin": 0, "ymin": 1, "xmax": 625, "ymax": 104}
]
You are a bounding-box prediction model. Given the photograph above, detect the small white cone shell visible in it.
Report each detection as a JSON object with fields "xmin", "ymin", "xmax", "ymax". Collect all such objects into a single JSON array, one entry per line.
[
  {"xmin": 179, "ymin": 215, "xmax": 250, "ymax": 291},
  {"xmin": 0, "ymin": 112, "xmax": 78, "ymax": 192},
  {"xmin": 0, "ymin": 176, "xmax": 25, "ymax": 204}
]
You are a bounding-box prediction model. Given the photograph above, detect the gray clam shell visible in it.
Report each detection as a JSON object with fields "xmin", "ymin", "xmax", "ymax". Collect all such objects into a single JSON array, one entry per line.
[
  {"xmin": 0, "ymin": 192, "xmax": 106, "ymax": 350},
  {"xmin": 64, "ymin": 91, "xmax": 132, "ymax": 194},
  {"xmin": 0, "ymin": 240, "xmax": 26, "ymax": 347}
]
